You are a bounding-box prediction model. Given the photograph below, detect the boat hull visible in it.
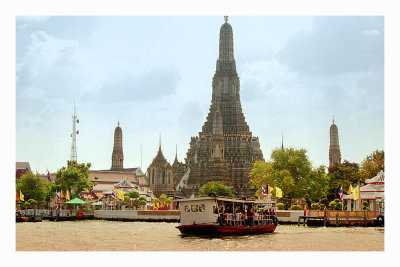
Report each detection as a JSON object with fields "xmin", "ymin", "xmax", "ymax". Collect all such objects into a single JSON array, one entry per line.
[{"xmin": 177, "ymin": 224, "xmax": 277, "ymax": 236}]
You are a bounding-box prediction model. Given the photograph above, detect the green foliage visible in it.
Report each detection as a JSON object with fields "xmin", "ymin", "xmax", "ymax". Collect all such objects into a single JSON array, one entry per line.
[
  {"xmin": 152, "ymin": 198, "xmax": 160, "ymax": 204},
  {"xmin": 165, "ymin": 199, "xmax": 172, "ymax": 206},
  {"xmin": 289, "ymin": 205, "xmax": 302, "ymax": 210},
  {"xmin": 310, "ymin": 203, "xmax": 321, "ymax": 210},
  {"xmin": 139, "ymin": 196, "xmax": 146, "ymax": 202},
  {"xmin": 133, "ymin": 199, "xmax": 141, "ymax": 208},
  {"xmin": 139, "ymin": 200, "xmax": 147, "ymax": 206},
  {"xmin": 329, "ymin": 199, "xmax": 344, "ymax": 210},
  {"xmin": 55, "ymin": 161, "xmax": 92, "ymax": 196},
  {"xmin": 320, "ymin": 204, "xmax": 326, "ymax": 211},
  {"xmin": 123, "ymin": 196, "xmax": 131, "ymax": 204},
  {"xmin": 249, "ymin": 148, "xmax": 329, "ymax": 201},
  {"xmin": 26, "ymin": 199, "xmax": 38, "ymax": 208},
  {"xmin": 16, "ymin": 172, "xmax": 52, "ymax": 203},
  {"xmin": 328, "ymin": 160, "xmax": 361, "ymax": 197},
  {"xmin": 362, "ymin": 201, "xmax": 369, "ymax": 211},
  {"xmin": 159, "ymin": 194, "xmax": 167, "ymax": 202},
  {"xmin": 198, "ymin": 181, "xmax": 234, "ymax": 197},
  {"xmin": 360, "ymin": 150, "xmax": 384, "ymax": 179},
  {"xmin": 128, "ymin": 191, "xmax": 140, "ymax": 199},
  {"xmin": 276, "ymin": 203, "xmax": 285, "ymax": 210}
]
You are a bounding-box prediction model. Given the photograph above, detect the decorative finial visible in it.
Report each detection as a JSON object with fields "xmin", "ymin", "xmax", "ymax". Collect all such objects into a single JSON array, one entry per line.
[
  {"xmin": 117, "ymin": 118, "xmax": 120, "ymax": 127},
  {"xmin": 159, "ymin": 133, "xmax": 161, "ymax": 150},
  {"xmin": 333, "ymin": 115, "xmax": 335, "ymax": 124},
  {"xmin": 224, "ymin": 16, "xmax": 228, "ymax": 23}
]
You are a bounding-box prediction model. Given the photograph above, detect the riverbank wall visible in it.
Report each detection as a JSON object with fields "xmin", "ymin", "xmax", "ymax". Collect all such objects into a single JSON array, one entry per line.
[{"xmin": 93, "ymin": 210, "xmax": 180, "ymax": 222}]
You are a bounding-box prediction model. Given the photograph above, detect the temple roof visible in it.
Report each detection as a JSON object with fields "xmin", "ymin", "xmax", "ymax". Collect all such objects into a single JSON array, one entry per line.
[
  {"xmin": 365, "ymin": 170, "xmax": 384, "ymax": 184},
  {"xmin": 149, "ymin": 144, "xmax": 171, "ymax": 168}
]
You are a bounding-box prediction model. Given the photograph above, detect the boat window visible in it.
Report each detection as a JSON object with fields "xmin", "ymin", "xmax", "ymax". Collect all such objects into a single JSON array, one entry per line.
[
  {"xmin": 199, "ymin": 204, "xmax": 205, "ymax": 212},
  {"xmin": 191, "ymin": 205, "xmax": 198, "ymax": 212},
  {"xmin": 213, "ymin": 206, "xmax": 218, "ymax": 214},
  {"xmin": 185, "ymin": 205, "xmax": 190, "ymax": 212}
]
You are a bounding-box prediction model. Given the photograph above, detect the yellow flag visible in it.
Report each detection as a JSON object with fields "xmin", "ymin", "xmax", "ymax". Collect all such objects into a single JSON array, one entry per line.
[
  {"xmin": 60, "ymin": 190, "xmax": 64, "ymax": 198},
  {"xmin": 275, "ymin": 187, "xmax": 283, "ymax": 198},
  {"xmin": 347, "ymin": 184, "xmax": 354, "ymax": 195},
  {"xmin": 66, "ymin": 190, "xmax": 70, "ymax": 201},
  {"xmin": 268, "ymin": 186, "xmax": 273, "ymax": 195},
  {"xmin": 353, "ymin": 185, "xmax": 359, "ymax": 200},
  {"xmin": 20, "ymin": 190, "xmax": 24, "ymax": 201},
  {"xmin": 119, "ymin": 189, "xmax": 124, "ymax": 200}
]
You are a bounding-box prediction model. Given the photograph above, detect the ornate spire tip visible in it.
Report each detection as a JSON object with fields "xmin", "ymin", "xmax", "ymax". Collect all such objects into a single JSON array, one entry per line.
[{"xmin": 224, "ymin": 16, "xmax": 228, "ymax": 23}]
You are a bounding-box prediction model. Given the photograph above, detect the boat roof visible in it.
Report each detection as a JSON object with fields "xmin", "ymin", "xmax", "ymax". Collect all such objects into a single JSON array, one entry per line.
[{"xmin": 175, "ymin": 196, "xmax": 275, "ymax": 204}]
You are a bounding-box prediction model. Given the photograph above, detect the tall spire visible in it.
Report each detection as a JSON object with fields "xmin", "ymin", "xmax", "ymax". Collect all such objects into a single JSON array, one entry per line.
[
  {"xmin": 70, "ymin": 100, "xmax": 78, "ymax": 162},
  {"xmin": 224, "ymin": 16, "xmax": 228, "ymax": 23},
  {"xmin": 281, "ymin": 132, "xmax": 284, "ymax": 150},
  {"xmin": 111, "ymin": 120, "xmax": 124, "ymax": 170},
  {"xmin": 159, "ymin": 133, "xmax": 162, "ymax": 152},
  {"xmin": 332, "ymin": 115, "xmax": 335, "ymax": 124},
  {"xmin": 329, "ymin": 117, "xmax": 341, "ymax": 169},
  {"xmin": 174, "ymin": 144, "xmax": 179, "ymax": 163}
]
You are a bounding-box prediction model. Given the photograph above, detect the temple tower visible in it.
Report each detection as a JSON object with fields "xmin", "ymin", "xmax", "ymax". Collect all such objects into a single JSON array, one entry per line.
[
  {"xmin": 147, "ymin": 137, "xmax": 175, "ymax": 197},
  {"xmin": 111, "ymin": 120, "xmax": 124, "ymax": 171},
  {"xmin": 329, "ymin": 117, "xmax": 341, "ymax": 169},
  {"xmin": 183, "ymin": 17, "xmax": 264, "ymax": 197}
]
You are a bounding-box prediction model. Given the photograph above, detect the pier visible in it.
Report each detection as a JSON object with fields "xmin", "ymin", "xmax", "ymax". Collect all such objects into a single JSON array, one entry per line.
[{"xmin": 298, "ymin": 210, "xmax": 382, "ymax": 227}]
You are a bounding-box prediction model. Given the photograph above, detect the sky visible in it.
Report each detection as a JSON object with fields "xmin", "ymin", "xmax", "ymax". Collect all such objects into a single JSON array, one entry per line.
[{"xmin": 16, "ymin": 16, "xmax": 384, "ymax": 174}]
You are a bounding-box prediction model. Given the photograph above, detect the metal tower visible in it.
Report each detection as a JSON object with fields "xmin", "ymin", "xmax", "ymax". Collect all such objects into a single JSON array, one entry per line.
[{"xmin": 70, "ymin": 101, "xmax": 79, "ymax": 162}]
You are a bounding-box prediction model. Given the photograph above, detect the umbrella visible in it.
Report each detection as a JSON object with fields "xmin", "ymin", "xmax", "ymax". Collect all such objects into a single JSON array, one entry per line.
[{"xmin": 64, "ymin": 198, "xmax": 88, "ymax": 204}]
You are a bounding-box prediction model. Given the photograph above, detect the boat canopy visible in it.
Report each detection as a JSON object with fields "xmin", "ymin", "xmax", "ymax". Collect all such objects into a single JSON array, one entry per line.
[{"xmin": 175, "ymin": 196, "xmax": 275, "ymax": 205}]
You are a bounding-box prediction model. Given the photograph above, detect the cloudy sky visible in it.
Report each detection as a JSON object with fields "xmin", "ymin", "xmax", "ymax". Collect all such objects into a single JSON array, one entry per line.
[{"xmin": 16, "ymin": 16, "xmax": 384, "ymax": 174}]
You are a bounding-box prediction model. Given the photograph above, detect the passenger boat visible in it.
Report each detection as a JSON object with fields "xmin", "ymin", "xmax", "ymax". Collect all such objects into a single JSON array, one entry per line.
[{"xmin": 176, "ymin": 196, "xmax": 278, "ymax": 236}]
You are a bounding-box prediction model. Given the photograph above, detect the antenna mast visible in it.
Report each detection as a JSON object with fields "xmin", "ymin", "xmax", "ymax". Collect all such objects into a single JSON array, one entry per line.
[{"xmin": 70, "ymin": 101, "xmax": 79, "ymax": 162}]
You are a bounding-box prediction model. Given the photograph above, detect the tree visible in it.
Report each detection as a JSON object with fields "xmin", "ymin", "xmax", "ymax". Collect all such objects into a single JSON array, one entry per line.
[
  {"xmin": 139, "ymin": 200, "xmax": 147, "ymax": 207},
  {"xmin": 360, "ymin": 150, "xmax": 384, "ymax": 179},
  {"xmin": 199, "ymin": 181, "xmax": 234, "ymax": 197},
  {"xmin": 133, "ymin": 199, "xmax": 141, "ymax": 209},
  {"xmin": 249, "ymin": 148, "xmax": 329, "ymax": 202},
  {"xmin": 159, "ymin": 194, "xmax": 167, "ymax": 207},
  {"xmin": 55, "ymin": 161, "xmax": 92, "ymax": 196},
  {"xmin": 328, "ymin": 160, "xmax": 362, "ymax": 198},
  {"xmin": 123, "ymin": 196, "xmax": 131, "ymax": 205},
  {"xmin": 139, "ymin": 196, "xmax": 146, "ymax": 202},
  {"xmin": 128, "ymin": 191, "xmax": 140, "ymax": 199},
  {"xmin": 16, "ymin": 172, "xmax": 52, "ymax": 203}
]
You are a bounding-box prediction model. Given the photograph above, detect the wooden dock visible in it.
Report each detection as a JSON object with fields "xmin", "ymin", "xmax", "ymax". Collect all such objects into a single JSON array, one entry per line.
[{"xmin": 298, "ymin": 210, "xmax": 383, "ymax": 227}]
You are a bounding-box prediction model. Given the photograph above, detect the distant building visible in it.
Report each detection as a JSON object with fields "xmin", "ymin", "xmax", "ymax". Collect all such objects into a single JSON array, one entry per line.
[
  {"xmin": 343, "ymin": 171, "xmax": 384, "ymax": 211},
  {"xmin": 329, "ymin": 117, "xmax": 341, "ymax": 169},
  {"xmin": 111, "ymin": 120, "xmax": 124, "ymax": 171},
  {"xmin": 86, "ymin": 121, "xmax": 151, "ymax": 199},
  {"xmin": 147, "ymin": 140, "xmax": 175, "ymax": 198},
  {"xmin": 16, "ymin": 162, "xmax": 31, "ymax": 179}
]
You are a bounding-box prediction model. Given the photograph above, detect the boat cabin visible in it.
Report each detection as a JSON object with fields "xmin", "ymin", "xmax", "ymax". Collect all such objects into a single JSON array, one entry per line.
[{"xmin": 177, "ymin": 197, "xmax": 276, "ymax": 226}]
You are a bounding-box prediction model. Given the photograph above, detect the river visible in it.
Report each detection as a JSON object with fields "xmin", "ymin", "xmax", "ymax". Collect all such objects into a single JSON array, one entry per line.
[{"xmin": 15, "ymin": 221, "xmax": 384, "ymax": 251}]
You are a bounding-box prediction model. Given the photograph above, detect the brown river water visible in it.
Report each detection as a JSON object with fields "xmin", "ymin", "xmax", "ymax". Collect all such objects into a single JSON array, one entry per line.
[{"xmin": 15, "ymin": 221, "xmax": 384, "ymax": 251}]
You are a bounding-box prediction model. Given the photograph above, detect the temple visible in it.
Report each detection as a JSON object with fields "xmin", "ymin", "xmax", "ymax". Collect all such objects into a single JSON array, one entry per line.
[
  {"xmin": 175, "ymin": 17, "xmax": 264, "ymax": 197},
  {"xmin": 329, "ymin": 117, "xmax": 341, "ymax": 169},
  {"xmin": 147, "ymin": 136, "xmax": 175, "ymax": 197}
]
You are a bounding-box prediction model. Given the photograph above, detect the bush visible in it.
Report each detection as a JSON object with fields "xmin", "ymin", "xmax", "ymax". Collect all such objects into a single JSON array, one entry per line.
[
  {"xmin": 335, "ymin": 202, "xmax": 343, "ymax": 211},
  {"xmin": 276, "ymin": 203, "xmax": 285, "ymax": 210},
  {"xmin": 362, "ymin": 201, "xmax": 369, "ymax": 211},
  {"xmin": 310, "ymin": 203, "xmax": 321, "ymax": 210},
  {"xmin": 289, "ymin": 205, "xmax": 302, "ymax": 210},
  {"xmin": 329, "ymin": 201, "xmax": 336, "ymax": 210},
  {"xmin": 320, "ymin": 204, "xmax": 326, "ymax": 211},
  {"xmin": 139, "ymin": 197, "xmax": 146, "ymax": 202},
  {"xmin": 128, "ymin": 191, "xmax": 140, "ymax": 199}
]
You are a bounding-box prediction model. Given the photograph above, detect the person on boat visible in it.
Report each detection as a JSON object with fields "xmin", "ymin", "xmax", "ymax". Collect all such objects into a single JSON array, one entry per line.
[{"xmin": 246, "ymin": 208, "xmax": 254, "ymax": 226}]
